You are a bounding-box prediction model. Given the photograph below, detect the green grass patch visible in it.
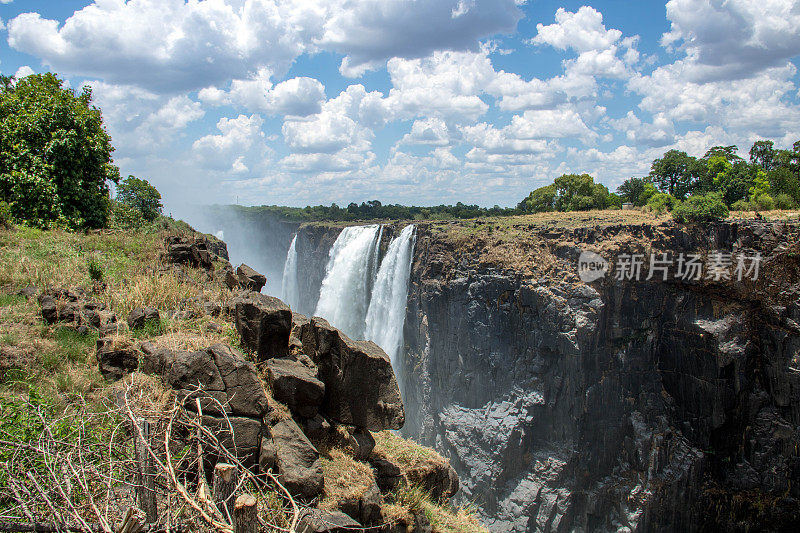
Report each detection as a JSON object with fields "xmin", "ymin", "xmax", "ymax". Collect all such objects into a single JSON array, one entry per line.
[{"xmin": 0, "ymin": 293, "xmax": 26, "ymax": 307}]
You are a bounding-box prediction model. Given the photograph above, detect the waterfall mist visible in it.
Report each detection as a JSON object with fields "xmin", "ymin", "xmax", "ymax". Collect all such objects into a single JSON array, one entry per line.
[
  {"xmin": 281, "ymin": 235, "xmax": 299, "ymax": 309},
  {"xmin": 314, "ymin": 225, "xmax": 382, "ymax": 339},
  {"xmin": 365, "ymin": 225, "xmax": 417, "ymax": 375}
]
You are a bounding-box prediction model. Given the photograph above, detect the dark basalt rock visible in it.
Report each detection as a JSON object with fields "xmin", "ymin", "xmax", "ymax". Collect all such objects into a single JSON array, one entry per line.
[
  {"xmin": 266, "ymin": 357, "xmax": 325, "ymax": 418},
  {"xmin": 234, "ymin": 292, "xmax": 291, "ymax": 360},
  {"xmin": 95, "ymin": 337, "xmax": 140, "ymax": 381},
  {"xmin": 164, "ymin": 236, "xmax": 215, "ymax": 270},
  {"xmin": 399, "ymin": 220, "xmax": 800, "ymax": 531},
  {"xmin": 236, "ymin": 264, "xmax": 267, "ymax": 292},
  {"xmin": 303, "ymin": 317, "xmax": 404, "ymax": 431},
  {"xmin": 127, "ymin": 307, "xmax": 160, "ymax": 330},
  {"xmin": 368, "ymin": 456, "xmax": 402, "ymax": 493},
  {"xmin": 268, "ymin": 417, "xmax": 324, "ymax": 500}
]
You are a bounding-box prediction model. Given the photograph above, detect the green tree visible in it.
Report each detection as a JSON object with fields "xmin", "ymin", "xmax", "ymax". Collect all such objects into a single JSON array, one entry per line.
[
  {"xmin": 616, "ymin": 177, "xmax": 656, "ymax": 206},
  {"xmin": 649, "ymin": 150, "xmax": 702, "ymax": 199},
  {"xmin": 0, "ymin": 73, "xmax": 120, "ymax": 228},
  {"xmin": 517, "ymin": 184, "xmax": 556, "ymax": 213},
  {"xmin": 116, "ymin": 176, "xmax": 163, "ymax": 222},
  {"xmin": 553, "ymin": 173, "xmax": 602, "ymax": 211},
  {"xmin": 750, "ymin": 140, "xmax": 777, "ymax": 171}
]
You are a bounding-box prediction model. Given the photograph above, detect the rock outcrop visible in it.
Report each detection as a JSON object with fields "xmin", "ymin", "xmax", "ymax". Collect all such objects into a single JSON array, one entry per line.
[
  {"xmin": 233, "ymin": 292, "xmax": 292, "ymax": 360},
  {"xmin": 37, "ymin": 287, "xmax": 117, "ymax": 333},
  {"xmin": 302, "ymin": 317, "xmax": 405, "ymax": 431},
  {"xmin": 164, "ymin": 236, "xmax": 218, "ymax": 270}
]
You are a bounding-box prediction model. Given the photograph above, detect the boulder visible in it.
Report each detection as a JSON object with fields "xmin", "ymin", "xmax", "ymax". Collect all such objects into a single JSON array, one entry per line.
[
  {"xmin": 158, "ymin": 344, "xmax": 269, "ymax": 418},
  {"xmin": 164, "ymin": 236, "xmax": 214, "ymax": 270},
  {"xmin": 38, "ymin": 294, "xmax": 58, "ymax": 324},
  {"xmin": 304, "ymin": 318, "xmax": 404, "ymax": 431},
  {"xmin": 406, "ymin": 461, "xmax": 459, "ymax": 500},
  {"xmin": 16, "ymin": 286, "xmax": 37, "ymax": 298},
  {"xmin": 127, "ymin": 307, "xmax": 160, "ymax": 330},
  {"xmin": 209, "ymin": 344, "xmax": 269, "ymax": 417},
  {"xmin": 269, "ymin": 418, "xmax": 324, "ymax": 499},
  {"xmin": 266, "ymin": 358, "xmax": 325, "ymax": 418},
  {"xmin": 236, "ymin": 264, "xmax": 266, "ymax": 292},
  {"xmin": 335, "ymin": 480, "xmax": 382, "ymax": 526},
  {"xmin": 202, "ymin": 415, "xmax": 262, "ymax": 468},
  {"xmin": 297, "ymin": 509, "xmax": 362, "ymax": 533},
  {"xmin": 347, "ymin": 427, "xmax": 375, "ymax": 460},
  {"xmin": 96, "ymin": 338, "xmax": 140, "ymax": 381},
  {"xmin": 368, "ymin": 457, "xmax": 402, "ymax": 493},
  {"xmin": 234, "ymin": 293, "xmax": 291, "ymax": 360},
  {"xmin": 299, "ymin": 414, "xmax": 332, "ymax": 442}
]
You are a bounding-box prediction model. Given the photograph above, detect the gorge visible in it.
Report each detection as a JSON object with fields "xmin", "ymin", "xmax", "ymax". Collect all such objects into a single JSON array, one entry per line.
[{"xmin": 196, "ymin": 209, "xmax": 800, "ymax": 532}]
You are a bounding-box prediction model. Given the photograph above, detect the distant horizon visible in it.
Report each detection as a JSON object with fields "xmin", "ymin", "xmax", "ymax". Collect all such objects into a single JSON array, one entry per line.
[{"xmin": 2, "ymin": 0, "xmax": 799, "ymax": 212}]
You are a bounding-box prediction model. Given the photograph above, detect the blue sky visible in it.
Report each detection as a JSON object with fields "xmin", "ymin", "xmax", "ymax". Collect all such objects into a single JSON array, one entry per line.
[{"xmin": 1, "ymin": 0, "xmax": 799, "ymax": 210}]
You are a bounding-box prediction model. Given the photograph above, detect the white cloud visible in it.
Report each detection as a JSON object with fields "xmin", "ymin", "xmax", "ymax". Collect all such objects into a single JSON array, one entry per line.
[
  {"xmin": 529, "ymin": 6, "xmax": 638, "ymax": 79},
  {"xmin": 192, "ymin": 114, "xmax": 267, "ymax": 173},
  {"xmin": 199, "ymin": 68, "xmax": 326, "ymax": 116},
  {"xmin": 661, "ymin": 0, "xmax": 800, "ymax": 82},
  {"xmin": 6, "ymin": 0, "xmax": 522, "ymax": 92},
  {"xmin": 14, "ymin": 65, "xmax": 34, "ymax": 78},
  {"xmin": 400, "ymin": 118, "xmax": 452, "ymax": 146}
]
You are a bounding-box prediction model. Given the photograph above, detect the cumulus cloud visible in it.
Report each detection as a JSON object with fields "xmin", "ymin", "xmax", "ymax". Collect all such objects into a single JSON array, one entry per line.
[
  {"xmin": 661, "ymin": 0, "xmax": 800, "ymax": 82},
  {"xmin": 400, "ymin": 118, "xmax": 452, "ymax": 146},
  {"xmin": 6, "ymin": 0, "xmax": 522, "ymax": 92},
  {"xmin": 529, "ymin": 6, "xmax": 638, "ymax": 79},
  {"xmin": 192, "ymin": 114, "xmax": 267, "ymax": 173},
  {"xmin": 199, "ymin": 68, "xmax": 326, "ymax": 116}
]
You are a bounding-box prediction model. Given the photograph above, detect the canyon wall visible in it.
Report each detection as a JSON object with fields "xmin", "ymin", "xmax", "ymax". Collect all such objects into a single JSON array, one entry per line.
[{"xmin": 402, "ymin": 221, "xmax": 800, "ymax": 532}]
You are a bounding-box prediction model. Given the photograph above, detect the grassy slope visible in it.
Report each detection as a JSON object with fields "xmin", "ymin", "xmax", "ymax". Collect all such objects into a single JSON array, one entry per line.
[{"xmin": 0, "ymin": 221, "xmax": 484, "ymax": 532}]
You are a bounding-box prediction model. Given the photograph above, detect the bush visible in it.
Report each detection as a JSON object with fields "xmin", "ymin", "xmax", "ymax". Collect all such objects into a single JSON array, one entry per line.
[
  {"xmin": 0, "ymin": 200, "xmax": 11, "ymax": 228},
  {"xmin": 87, "ymin": 256, "xmax": 103, "ymax": 282},
  {"xmin": 672, "ymin": 192, "xmax": 729, "ymax": 223},
  {"xmin": 646, "ymin": 192, "xmax": 677, "ymax": 214},
  {"xmin": 731, "ymin": 199, "xmax": 752, "ymax": 211},
  {"xmin": 753, "ymin": 194, "xmax": 776, "ymax": 211},
  {"xmin": 108, "ymin": 200, "xmax": 146, "ymax": 230},
  {"xmin": 774, "ymin": 193, "xmax": 796, "ymax": 210}
]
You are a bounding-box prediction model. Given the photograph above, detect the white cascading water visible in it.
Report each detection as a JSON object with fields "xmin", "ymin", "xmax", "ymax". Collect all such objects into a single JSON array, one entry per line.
[
  {"xmin": 365, "ymin": 224, "xmax": 416, "ymax": 374},
  {"xmin": 314, "ymin": 225, "xmax": 382, "ymax": 339},
  {"xmin": 280, "ymin": 234, "xmax": 299, "ymax": 310}
]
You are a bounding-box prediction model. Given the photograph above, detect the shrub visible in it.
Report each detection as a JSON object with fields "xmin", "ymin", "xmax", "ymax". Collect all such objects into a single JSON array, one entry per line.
[
  {"xmin": 87, "ymin": 255, "xmax": 104, "ymax": 282},
  {"xmin": 672, "ymin": 192, "xmax": 729, "ymax": 223},
  {"xmin": 646, "ymin": 192, "xmax": 677, "ymax": 214},
  {"xmin": 753, "ymin": 194, "xmax": 776, "ymax": 211},
  {"xmin": 0, "ymin": 200, "xmax": 11, "ymax": 228},
  {"xmin": 774, "ymin": 193, "xmax": 796, "ymax": 210},
  {"xmin": 108, "ymin": 200, "xmax": 146, "ymax": 230},
  {"xmin": 731, "ymin": 199, "xmax": 752, "ymax": 211}
]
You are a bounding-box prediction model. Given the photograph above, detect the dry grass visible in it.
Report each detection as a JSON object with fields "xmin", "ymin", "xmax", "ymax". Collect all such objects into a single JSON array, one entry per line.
[
  {"xmin": 319, "ymin": 448, "xmax": 378, "ymax": 511},
  {"xmin": 374, "ymin": 430, "xmax": 448, "ymax": 471},
  {"xmin": 393, "ymin": 484, "xmax": 488, "ymax": 533}
]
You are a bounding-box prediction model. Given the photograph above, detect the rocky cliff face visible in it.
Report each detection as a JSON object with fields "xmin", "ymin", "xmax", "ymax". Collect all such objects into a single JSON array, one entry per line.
[{"xmin": 402, "ymin": 220, "xmax": 800, "ymax": 532}]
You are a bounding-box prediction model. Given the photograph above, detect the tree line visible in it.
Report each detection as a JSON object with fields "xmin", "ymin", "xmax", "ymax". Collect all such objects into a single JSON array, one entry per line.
[{"xmin": 518, "ymin": 141, "xmax": 800, "ymax": 222}]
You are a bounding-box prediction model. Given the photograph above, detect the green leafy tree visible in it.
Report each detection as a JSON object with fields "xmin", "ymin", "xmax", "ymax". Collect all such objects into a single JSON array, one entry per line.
[
  {"xmin": 553, "ymin": 173, "xmax": 603, "ymax": 211},
  {"xmin": 767, "ymin": 166, "xmax": 800, "ymax": 203},
  {"xmin": 750, "ymin": 140, "xmax": 777, "ymax": 171},
  {"xmin": 646, "ymin": 192, "xmax": 678, "ymax": 214},
  {"xmin": 649, "ymin": 150, "xmax": 702, "ymax": 199},
  {"xmin": 749, "ymin": 170, "xmax": 772, "ymax": 201},
  {"xmin": 116, "ymin": 175, "xmax": 162, "ymax": 222},
  {"xmin": 0, "ymin": 73, "xmax": 120, "ymax": 228},
  {"xmin": 616, "ymin": 177, "xmax": 656, "ymax": 206},
  {"xmin": 517, "ymin": 184, "xmax": 556, "ymax": 213}
]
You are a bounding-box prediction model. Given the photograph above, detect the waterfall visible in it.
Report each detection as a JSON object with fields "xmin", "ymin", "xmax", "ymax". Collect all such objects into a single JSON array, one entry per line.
[
  {"xmin": 314, "ymin": 225, "xmax": 382, "ymax": 339},
  {"xmin": 280, "ymin": 234, "xmax": 299, "ymax": 310},
  {"xmin": 365, "ymin": 224, "xmax": 416, "ymax": 373}
]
